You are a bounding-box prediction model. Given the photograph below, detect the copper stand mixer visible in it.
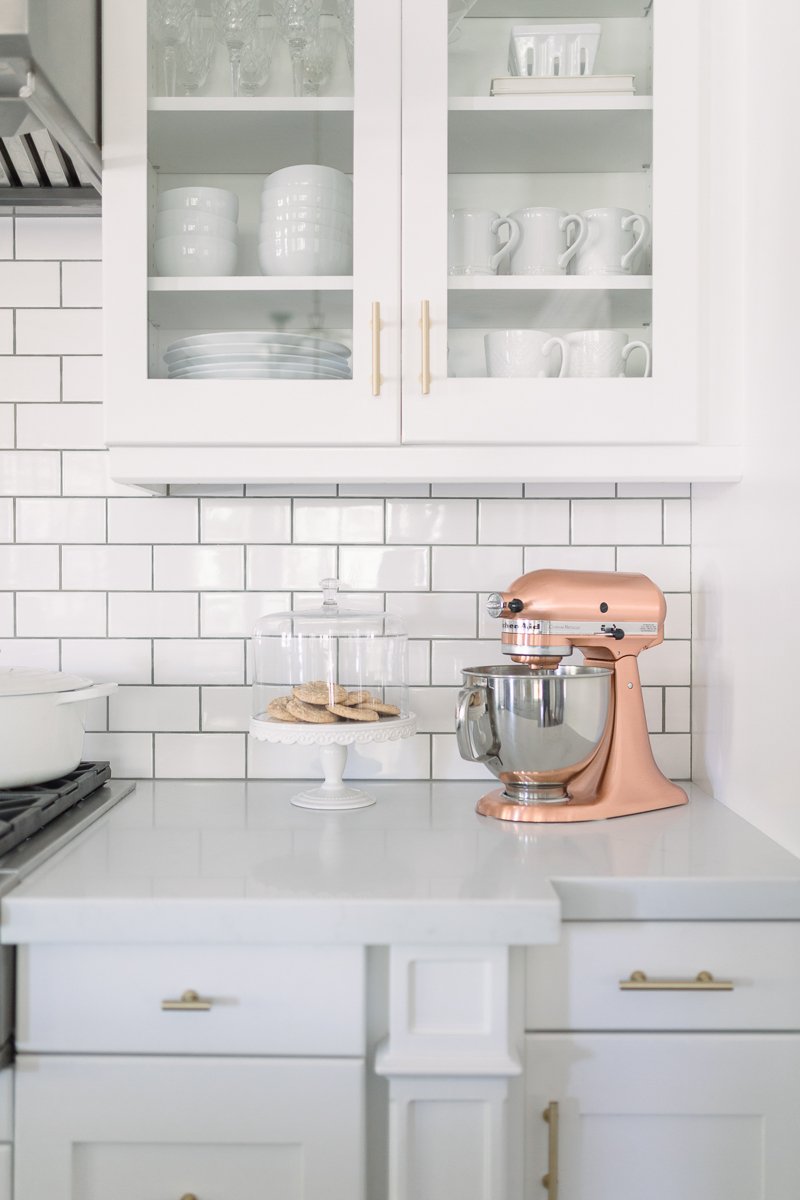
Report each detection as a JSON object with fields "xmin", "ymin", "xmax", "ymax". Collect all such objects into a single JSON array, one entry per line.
[{"xmin": 456, "ymin": 569, "xmax": 688, "ymax": 822}]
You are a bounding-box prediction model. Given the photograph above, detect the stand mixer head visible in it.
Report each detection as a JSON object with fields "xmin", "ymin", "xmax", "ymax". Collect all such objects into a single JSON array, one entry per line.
[{"xmin": 457, "ymin": 568, "xmax": 688, "ymax": 822}]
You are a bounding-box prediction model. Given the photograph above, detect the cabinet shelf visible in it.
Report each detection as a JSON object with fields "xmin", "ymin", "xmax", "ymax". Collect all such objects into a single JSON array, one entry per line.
[
  {"xmin": 448, "ymin": 99, "xmax": 652, "ymax": 173},
  {"xmin": 449, "ymin": 276, "xmax": 652, "ymax": 328},
  {"xmin": 470, "ymin": 0, "xmax": 649, "ymax": 14},
  {"xmin": 148, "ymin": 280, "xmax": 352, "ymax": 330}
]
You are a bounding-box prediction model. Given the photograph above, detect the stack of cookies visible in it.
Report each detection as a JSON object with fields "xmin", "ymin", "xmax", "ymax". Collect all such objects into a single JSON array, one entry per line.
[{"xmin": 264, "ymin": 681, "xmax": 401, "ymax": 725}]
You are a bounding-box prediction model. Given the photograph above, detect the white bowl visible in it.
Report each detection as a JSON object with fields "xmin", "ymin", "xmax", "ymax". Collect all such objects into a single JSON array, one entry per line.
[
  {"xmin": 258, "ymin": 237, "xmax": 353, "ymax": 276},
  {"xmin": 260, "ymin": 210, "xmax": 353, "ymax": 236},
  {"xmin": 155, "ymin": 210, "xmax": 238, "ymax": 240},
  {"xmin": 155, "ymin": 234, "xmax": 238, "ymax": 277},
  {"xmin": 264, "ymin": 164, "xmax": 352, "ymax": 191},
  {"xmin": 259, "ymin": 218, "xmax": 353, "ymax": 242},
  {"xmin": 262, "ymin": 186, "xmax": 352, "ymax": 214},
  {"xmin": 157, "ymin": 186, "xmax": 239, "ymax": 222}
]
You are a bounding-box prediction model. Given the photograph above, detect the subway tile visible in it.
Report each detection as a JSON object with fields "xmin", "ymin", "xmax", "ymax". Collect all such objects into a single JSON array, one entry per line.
[
  {"xmin": 110, "ymin": 686, "xmax": 199, "ymax": 732},
  {"xmin": 16, "ymin": 403, "xmax": 104, "ymax": 449},
  {"xmin": 108, "ymin": 592, "xmax": 198, "ymax": 638},
  {"xmin": 247, "ymin": 544, "xmax": 336, "ymax": 590},
  {"xmin": 15, "ymin": 216, "xmax": 102, "ymax": 260},
  {"xmin": 247, "ymin": 731, "xmax": 430, "ymax": 780},
  {"xmin": 339, "ymin": 545, "xmax": 429, "ymax": 590},
  {"xmin": 0, "ymin": 451, "xmax": 60, "ymax": 495},
  {"xmin": 386, "ymin": 592, "xmax": 476, "ymax": 639},
  {"xmin": 201, "ymin": 591, "xmax": 288, "ymax": 638},
  {"xmin": 0, "ymin": 594, "xmax": 12, "ymax": 637},
  {"xmin": 665, "ymin": 687, "xmax": 691, "ymax": 733},
  {"xmin": 637, "ymin": 640, "xmax": 691, "ymax": 687},
  {"xmin": 108, "ymin": 498, "xmax": 198, "ymax": 543},
  {"xmin": 617, "ymin": 482, "xmax": 691, "ymax": 498},
  {"xmin": 62, "ymin": 451, "xmax": 149, "ymax": 497},
  {"xmin": 0, "ymin": 313, "xmax": 10, "ymax": 354},
  {"xmin": 294, "ymin": 498, "xmax": 383, "ymax": 544},
  {"xmin": 642, "ymin": 687, "xmax": 664, "ymax": 733},
  {"xmin": 664, "ymin": 593, "xmax": 691, "ymax": 640},
  {"xmin": 16, "ymin": 309, "xmax": 102, "ymax": 355},
  {"xmin": 409, "ymin": 687, "xmax": 458, "ymax": 733},
  {"xmin": 0, "ymin": 406, "xmax": 12, "ymax": 448},
  {"xmin": 154, "ymin": 639, "xmax": 244, "ymax": 685},
  {"xmin": 524, "ymin": 482, "xmax": 617, "ymax": 498},
  {"xmin": 616, "ymin": 546, "xmax": 690, "ymax": 592},
  {"xmin": 0, "ymin": 356, "xmax": 60, "ymax": 402},
  {"xmin": 291, "ymin": 590, "xmax": 381, "ymax": 611},
  {"xmin": 200, "ymin": 498, "xmax": 290, "ymax": 543},
  {"xmin": 0, "ymin": 545, "xmax": 59, "ymax": 589},
  {"xmin": 650, "ymin": 734, "xmax": 692, "ymax": 780},
  {"xmin": 156, "ymin": 733, "xmax": 246, "ymax": 779},
  {"xmin": 432, "ymin": 545, "xmax": 522, "ymax": 591},
  {"xmin": 201, "ymin": 686, "xmax": 252, "ymax": 732},
  {"xmin": 432, "ymin": 734, "xmax": 491, "ymax": 780},
  {"xmin": 153, "ymin": 545, "xmax": 243, "ymax": 591},
  {"xmin": 432, "ymin": 640, "xmax": 502, "ymax": 686},
  {"xmin": 16, "ymin": 591, "xmax": 106, "ymax": 637},
  {"xmin": 521, "ymin": 545, "xmax": 616, "ymax": 581},
  {"xmin": 0, "ymin": 261, "xmax": 59, "ymax": 306},
  {"xmin": 407, "ymin": 641, "xmax": 431, "ymax": 686},
  {"xmin": 0, "ymin": 639, "xmax": 59, "ymax": 670},
  {"xmin": 61, "ymin": 261, "xmax": 102, "ymax": 307},
  {"xmin": 386, "ymin": 499, "xmax": 475, "ymax": 545},
  {"xmin": 0, "ymin": 500, "xmax": 10, "ymax": 542},
  {"xmin": 82, "ymin": 732, "xmax": 153, "ymax": 778},
  {"xmin": 339, "ymin": 483, "xmax": 430, "ymax": 497},
  {"xmin": 664, "ymin": 498, "xmax": 691, "ymax": 544},
  {"xmin": 61, "ymin": 639, "xmax": 153, "ymax": 684},
  {"xmin": 479, "ymin": 499, "xmax": 569, "ymax": 545},
  {"xmin": 62, "ymin": 355, "xmax": 102, "ymax": 401},
  {"xmin": 0, "ymin": 219, "xmax": 11, "ymax": 258},
  {"xmin": 83, "ymin": 696, "xmax": 109, "ymax": 732},
  {"xmin": 572, "ymin": 499, "xmax": 662, "ymax": 545},
  {"xmin": 62, "ymin": 545, "xmax": 152, "ymax": 591},
  {"xmin": 431, "ymin": 483, "xmax": 523, "ymax": 498},
  {"xmin": 17, "ymin": 498, "xmax": 105, "ymax": 543}
]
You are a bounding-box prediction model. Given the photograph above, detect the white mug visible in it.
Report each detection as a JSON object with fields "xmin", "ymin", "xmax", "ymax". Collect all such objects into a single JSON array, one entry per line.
[
  {"xmin": 508, "ymin": 207, "xmax": 586, "ymax": 275},
  {"xmin": 564, "ymin": 330, "xmax": 652, "ymax": 378},
  {"xmin": 574, "ymin": 207, "xmax": 651, "ymax": 276},
  {"xmin": 485, "ymin": 329, "xmax": 567, "ymax": 378},
  {"xmin": 448, "ymin": 208, "xmax": 521, "ymax": 276}
]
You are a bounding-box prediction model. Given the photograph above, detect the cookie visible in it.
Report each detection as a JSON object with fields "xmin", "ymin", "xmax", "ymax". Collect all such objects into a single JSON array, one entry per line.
[
  {"xmin": 293, "ymin": 681, "xmax": 347, "ymax": 706},
  {"xmin": 327, "ymin": 704, "xmax": 378, "ymax": 722},
  {"xmin": 267, "ymin": 696, "xmax": 299, "ymax": 723},
  {"xmin": 344, "ymin": 690, "xmax": 373, "ymax": 707},
  {"xmin": 371, "ymin": 702, "xmax": 401, "ymax": 717},
  {"xmin": 287, "ymin": 698, "xmax": 341, "ymax": 724}
]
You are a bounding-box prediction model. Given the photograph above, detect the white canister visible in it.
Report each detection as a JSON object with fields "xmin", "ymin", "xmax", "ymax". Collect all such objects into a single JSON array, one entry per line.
[
  {"xmin": 574, "ymin": 207, "xmax": 651, "ymax": 276},
  {"xmin": 508, "ymin": 207, "xmax": 586, "ymax": 275},
  {"xmin": 448, "ymin": 208, "xmax": 521, "ymax": 276},
  {"xmin": 485, "ymin": 329, "xmax": 568, "ymax": 378},
  {"xmin": 564, "ymin": 330, "xmax": 652, "ymax": 377}
]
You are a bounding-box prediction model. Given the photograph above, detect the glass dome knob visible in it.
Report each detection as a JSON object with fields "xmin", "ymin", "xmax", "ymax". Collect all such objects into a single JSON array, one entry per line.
[{"xmin": 320, "ymin": 577, "xmax": 341, "ymax": 608}]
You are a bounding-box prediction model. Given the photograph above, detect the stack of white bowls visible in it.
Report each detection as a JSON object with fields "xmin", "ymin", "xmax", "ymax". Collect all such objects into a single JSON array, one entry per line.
[
  {"xmin": 155, "ymin": 187, "xmax": 239, "ymax": 277},
  {"xmin": 259, "ymin": 165, "xmax": 353, "ymax": 277}
]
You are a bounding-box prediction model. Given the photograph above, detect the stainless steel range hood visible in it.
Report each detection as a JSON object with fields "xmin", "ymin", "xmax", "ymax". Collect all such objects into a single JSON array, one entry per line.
[{"xmin": 0, "ymin": 0, "xmax": 101, "ymax": 204}]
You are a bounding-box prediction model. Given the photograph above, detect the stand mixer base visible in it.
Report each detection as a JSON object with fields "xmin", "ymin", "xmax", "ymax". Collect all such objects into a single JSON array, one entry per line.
[{"xmin": 476, "ymin": 783, "xmax": 688, "ymax": 823}]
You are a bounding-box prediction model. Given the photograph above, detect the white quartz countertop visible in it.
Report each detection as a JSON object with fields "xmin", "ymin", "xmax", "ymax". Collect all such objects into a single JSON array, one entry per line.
[{"xmin": 2, "ymin": 781, "xmax": 799, "ymax": 946}]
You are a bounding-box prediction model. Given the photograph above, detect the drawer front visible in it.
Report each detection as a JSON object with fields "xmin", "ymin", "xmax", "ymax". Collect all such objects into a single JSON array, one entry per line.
[
  {"xmin": 17, "ymin": 943, "xmax": 365, "ymax": 1054},
  {"xmin": 526, "ymin": 922, "xmax": 800, "ymax": 1031}
]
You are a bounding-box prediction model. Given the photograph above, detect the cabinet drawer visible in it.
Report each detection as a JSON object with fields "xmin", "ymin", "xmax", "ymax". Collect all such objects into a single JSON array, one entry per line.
[
  {"xmin": 526, "ymin": 922, "xmax": 800, "ymax": 1031},
  {"xmin": 17, "ymin": 943, "xmax": 365, "ymax": 1054}
]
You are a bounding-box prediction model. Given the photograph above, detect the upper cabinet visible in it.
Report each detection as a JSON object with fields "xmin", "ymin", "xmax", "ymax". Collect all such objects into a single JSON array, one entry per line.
[{"xmin": 103, "ymin": 0, "xmax": 744, "ymax": 485}]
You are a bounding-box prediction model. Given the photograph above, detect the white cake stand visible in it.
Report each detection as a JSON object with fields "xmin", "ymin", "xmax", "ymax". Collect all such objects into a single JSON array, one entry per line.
[{"xmin": 249, "ymin": 714, "xmax": 417, "ymax": 810}]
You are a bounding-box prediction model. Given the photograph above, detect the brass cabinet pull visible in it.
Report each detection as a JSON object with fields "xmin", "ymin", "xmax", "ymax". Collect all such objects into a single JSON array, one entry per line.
[
  {"xmin": 180, "ymin": 1195, "xmax": 199, "ymax": 1200},
  {"xmin": 420, "ymin": 299, "xmax": 431, "ymax": 394},
  {"xmin": 541, "ymin": 1101, "xmax": 559, "ymax": 1199},
  {"xmin": 619, "ymin": 970, "xmax": 734, "ymax": 992},
  {"xmin": 161, "ymin": 989, "xmax": 213, "ymax": 1011},
  {"xmin": 371, "ymin": 300, "xmax": 381, "ymax": 396}
]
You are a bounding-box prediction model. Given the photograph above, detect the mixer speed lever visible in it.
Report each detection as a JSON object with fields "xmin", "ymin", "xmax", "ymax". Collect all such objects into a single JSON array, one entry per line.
[{"xmin": 601, "ymin": 625, "xmax": 625, "ymax": 640}]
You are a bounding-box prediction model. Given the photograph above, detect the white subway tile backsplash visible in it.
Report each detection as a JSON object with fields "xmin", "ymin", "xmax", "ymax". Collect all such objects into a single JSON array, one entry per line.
[
  {"xmin": 616, "ymin": 545, "xmax": 691, "ymax": 592},
  {"xmin": 432, "ymin": 483, "xmax": 523, "ymax": 498},
  {"xmin": 17, "ymin": 498, "xmax": 105, "ymax": 543},
  {"xmin": 62, "ymin": 451, "xmax": 148, "ymax": 497},
  {"xmin": 62, "ymin": 356, "xmax": 103, "ymax": 402},
  {"xmin": 665, "ymin": 687, "xmax": 691, "ymax": 733},
  {"xmin": 62, "ymin": 545, "xmax": 152, "ymax": 591},
  {"xmin": 16, "ymin": 403, "xmax": 104, "ymax": 450},
  {"xmin": 432, "ymin": 545, "xmax": 522, "ymax": 591},
  {"xmin": 108, "ymin": 498, "xmax": 198, "ymax": 543},
  {"xmin": 201, "ymin": 591, "xmax": 288, "ymax": 638},
  {"xmin": 572, "ymin": 499, "xmax": 663, "ymax": 545},
  {"xmin": 201, "ymin": 686, "xmax": 251, "ymax": 732},
  {"xmin": 0, "ymin": 501, "xmax": 10, "ymax": 543},
  {"xmin": 650, "ymin": 734, "xmax": 692, "ymax": 780},
  {"xmin": 522, "ymin": 545, "xmax": 616, "ymax": 578},
  {"xmin": 0, "ymin": 595, "xmax": 12, "ymax": 637},
  {"xmin": 0, "ymin": 545, "xmax": 59, "ymax": 589},
  {"xmin": 409, "ymin": 687, "xmax": 458, "ymax": 733},
  {"xmin": 407, "ymin": 641, "xmax": 431, "ymax": 687},
  {"xmin": 83, "ymin": 732, "xmax": 153, "ymax": 778},
  {"xmin": 61, "ymin": 261, "xmax": 102, "ymax": 307},
  {"xmin": 339, "ymin": 545, "xmax": 429, "ymax": 590},
  {"xmin": 664, "ymin": 593, "xmax": 691, "ymax": 640},
  {"xmin": 155, "ymin": 733, "xmax": 245, "ymax": 779},
  {"xmin": 247, "ymin": 544, "xmax": 336, "ymax": 590},
  {"xmin": 386, "ymin": 499, "xmax": 475, "ymax": 545},
  {"xmin": 431, "ymin": 640, "xmax": 501, "ymax": 685},
  {"xmin": 153, "ymin": 545, "xmax": 243, "ymax": 591},
  {"xmin": 16, "ymin": 591, "xmax": 106, "ymax": 637},
  {"xmin": 0, "ymin": 357, "xmax": 60, "ymax": 402},
  {"xmin": 110, "ymin": 686, "xmax": 199, "ymax": 732},
  {"xmin": 247, "ymin": 731, "xmax": 430, "ymax": 780},
  {"xmin": 638, "ymin": 639, "xmax": 691, "ymax": 687},
  {"xmin": 61, "ymin": 639, "xmax": 152, "ymax": 684},
  {"xmin": 386, "ymin": 592, "xmax": 475, "ymax": 639},
  {"xmin": 340, "ymin": 483, "xmax": 430, "ymax": 497},
  {"xmin": 0, "ymin": 451, "xmax": 60, "ymax": 495},
  {"xmin": 0, "ymin": 313, "xmax": 12, "ymax": 355},
  {"xmin": 294, "ymin": 498, "xmax": 383, "ymax": 543},
  {"xmin": 246, "ymin": 483, "xmax": 336, "ymax": 497},
  {"xmin": 642, "ymin": 687, "xmax": 664, "ymax": 733},
  {"xmin": 432, "ymin": 734, "xmax": 490, "ymax": 780},
  {"xmin": 154, "ymin": 639, "xmax": 244, "ymax": 685},
  {"xmin": 0, "ymin": 639, "xmax": 59, "ymax": 670},
  {"xmin": 200, "ymin": 498, "xmax": 290, "ymax": 543},
  {"xmin": 0, "ymin": 219, "xmax": 11, "ymax": 258},
  {"xmin": 16, "ymin": 309, "xmax": 102, "ymax": 355},
  {"xmin": 108, "ymin": 593, "xmax": 197, "ymax": 638},
  {"xmin": 0, "ymin": 262, "xmax": 59, "ymax": 306},
  {"xmin": 664, "ymin": 498, "xmax": 691, "ymax": 544},
  {"xmin": 524, "ymin": 482, "xmax": 617, "ymax": 498},
  {"xmin": 0, "ymin": 406, "xmax": 13, "ymax": 448},
  {"xmin": 479, "ymin": 499, "xmax": 569, "ymax": 545},
  {"xmin": 15, "ymin": 217, "xmax": 101, "ymax": 260}
]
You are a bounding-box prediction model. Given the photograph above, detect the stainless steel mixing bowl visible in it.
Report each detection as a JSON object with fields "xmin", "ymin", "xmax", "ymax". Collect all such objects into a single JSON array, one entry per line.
[{"xmin": 456, "ymin": 664, "xmax": 613, "ymax": 802}]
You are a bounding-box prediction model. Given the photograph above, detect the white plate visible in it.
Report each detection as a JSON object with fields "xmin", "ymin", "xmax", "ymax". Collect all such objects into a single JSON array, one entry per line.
[
  {"xmin": 166, "ymin": 331, "xmax": 351, "ymax": 358},
  {"xmin": 166, "ymin": 349, "xmax": 351, "ymax": 372},
  {"xmin": 168, "ymin": 366, "xmax": 352, "ymax": 380},
  {"xmin": 164, "ymin": 341, "xmax": 351, "ymax": 366}
]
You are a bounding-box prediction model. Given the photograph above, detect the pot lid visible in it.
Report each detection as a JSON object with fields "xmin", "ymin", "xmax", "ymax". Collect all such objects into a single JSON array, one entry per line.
[{"xmin": 0, "ymin": 668, "xmax": 94, "ymax": 697}]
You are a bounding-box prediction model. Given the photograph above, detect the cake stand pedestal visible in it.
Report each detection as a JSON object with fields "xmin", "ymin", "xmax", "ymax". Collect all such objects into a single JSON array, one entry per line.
[{"xmin": 249, "ymin": 715, "xmax": 417, "ymax": 810}]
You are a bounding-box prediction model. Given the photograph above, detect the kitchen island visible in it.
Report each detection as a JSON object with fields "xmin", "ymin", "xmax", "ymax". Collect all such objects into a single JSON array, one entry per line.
[{"xmin": 4, "ymin": 781, "xmax": 800, "ymax": 1200}]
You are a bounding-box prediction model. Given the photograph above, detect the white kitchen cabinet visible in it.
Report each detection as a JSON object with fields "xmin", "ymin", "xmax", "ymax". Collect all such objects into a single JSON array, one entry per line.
[
  {"xmin": 15, "ymin": 1055, "xmax": 364, "ymax": 1200},
  {"xmin": 104, "ymin": 0, "xmax": 745, "ymax": 486}
]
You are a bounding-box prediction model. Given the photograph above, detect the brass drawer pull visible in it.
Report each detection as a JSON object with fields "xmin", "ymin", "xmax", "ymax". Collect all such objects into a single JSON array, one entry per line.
[
  {"xmin": 371, "ymin": 300, "xmax": 382, "ymax": 396},
  {"xmin": 180, "ymin": 1194, "xmax": 198, "ymax": 1200},
  {"xmin": 541, "ymin": 1101, "xmax": 559, "ymax": 1199},
  {"xmin": 161, "ymin": 989, "xmax": 213, "ymax": 1011},
  {"xmin": 619, "ymin": 970, "xmax": 734, "ymax": 992}
]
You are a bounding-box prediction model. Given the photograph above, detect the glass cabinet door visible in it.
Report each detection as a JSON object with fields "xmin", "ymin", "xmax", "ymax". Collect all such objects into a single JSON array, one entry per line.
[
  {"xmin": 104, "ymin": 0, "xmax": 401, "ymax": 451},
  {"xmin": 401, "ymin": 0, "xmax": 702, "ymax": 446}
]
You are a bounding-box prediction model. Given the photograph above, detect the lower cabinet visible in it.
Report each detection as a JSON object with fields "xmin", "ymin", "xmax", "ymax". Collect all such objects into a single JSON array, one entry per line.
[{"xmin": 15, "ymin": 1055, "xmax": 364, "ymax": 1200}]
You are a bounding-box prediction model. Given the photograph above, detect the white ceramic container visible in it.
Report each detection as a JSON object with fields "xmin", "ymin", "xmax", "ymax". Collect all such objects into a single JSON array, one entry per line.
[
  {"xmin": 157, "ymin": 186, "xmax": 239, "ymax": 221},
  {"xmin": 0, "ymin": 670, "xmax": 117, "ymax": 788},
  {"xmin": 564, "ymin": 330, "xmax": 652, "ymax": 377},
  {"xmin": 508, "ymin": 207, "xmax": 586, "ymax": 276},
  {"xmin": 155, "ymin": 210, "xmax": 238, "ymax": 240},
  {"xmin": 574, "ymin": 207, "xmax": 651, "ymax": 276},
  {"xmin": 260, "ymin": 214, "xmax": 353, "ymax": 239},
  {"xmin": 264, "ymin": 164, "xmax": 352, "ymax": 191},
  {"xmin": 155, "ymin": 234, "xmax": 237, "ymax": 277},
  {"xmin": 261, "ymin": 186, "xmax": 353, "ymax": 213},
  {"xmin": 259, "ymin": 236, "xmax": 353, "ymax": 276},
  {"xmin": 448, "ymin": 208, "xmax": 520, "ymax": 276},
  {"xmin": 484, "ymin": 329, "xmax": 568, "ymax": 378}
]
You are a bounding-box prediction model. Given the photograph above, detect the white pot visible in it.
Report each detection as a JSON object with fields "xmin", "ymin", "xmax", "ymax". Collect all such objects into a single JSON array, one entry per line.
[{"xmin": 0, "ymin": 670, "xmax": 118, "ymax": 788}]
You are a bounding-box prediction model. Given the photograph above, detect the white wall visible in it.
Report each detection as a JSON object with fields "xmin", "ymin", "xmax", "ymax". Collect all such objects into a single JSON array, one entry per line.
[{"xmin": 692, "ymin": 0, "xmax": 800, "ymax": 853}]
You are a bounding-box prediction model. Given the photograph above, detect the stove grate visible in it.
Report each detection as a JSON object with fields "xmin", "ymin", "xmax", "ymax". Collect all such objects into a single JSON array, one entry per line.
[{"xmin": 0, "ymin": 763, "xmax": 112, "ymax": 857}]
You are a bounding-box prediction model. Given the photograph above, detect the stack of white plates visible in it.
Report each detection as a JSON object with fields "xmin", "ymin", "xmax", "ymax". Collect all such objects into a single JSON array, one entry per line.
[
  {"xmin": 155, "ymin": 187, "xmax": 239, "ymax": 277},
  {"xmin": 163, "ymin": 331, "xmax": 353, "ymax": 380},
  {"xmin": 259, "ymin": 165, "xmax": 353, "ymax": 277}
]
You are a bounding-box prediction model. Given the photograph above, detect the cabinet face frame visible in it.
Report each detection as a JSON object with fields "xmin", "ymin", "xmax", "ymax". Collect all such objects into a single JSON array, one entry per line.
[
  {"xmin": 102, "ymin": 0, "xmax": 402, "ymax": 449},
  {"xmin": 400, "ymin": 0, "xmax": 702, "ymax": 446}
]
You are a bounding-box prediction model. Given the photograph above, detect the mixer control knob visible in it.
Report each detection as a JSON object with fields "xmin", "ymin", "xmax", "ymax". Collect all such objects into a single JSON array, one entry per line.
[
  {"xmin": 602, "ymin": 624, "xmax": 625, "ymax": 640},
  {"xmin": 486, "ymin": 593, "xmax": 505, "ymax": 618},
  {"xmin": 508, "ymin": 599, "xmax": 524, "ymax": 613}
]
